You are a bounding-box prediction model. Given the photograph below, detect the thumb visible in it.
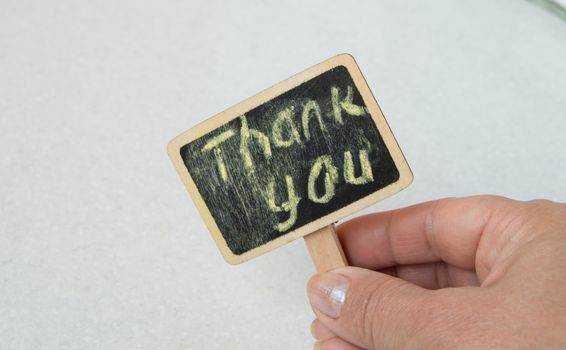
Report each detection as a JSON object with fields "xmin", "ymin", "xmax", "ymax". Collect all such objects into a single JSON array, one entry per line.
[{"xmin": 307, "ymin": 266, "xmax": 443, "ymax": 349}]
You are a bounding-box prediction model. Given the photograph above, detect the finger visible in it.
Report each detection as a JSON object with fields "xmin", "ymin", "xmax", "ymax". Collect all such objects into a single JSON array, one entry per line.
[
  {"xmin": 311, "ymin": 319, "xmax": 336, "ymax": 340},
  {"xmin": 337, "ymin": 195, "xmax": 519, "ymax": 275},
  {"xmin": 308, "ymin": 267, "xmax": 445, "ymax": 349},
  {"xmin": 314, "ymin": 337, "xmax": 365, "ymax": 350},
  {"xmin": 386, "ymin": 262, "xmax": 479, "ymax": 289}
]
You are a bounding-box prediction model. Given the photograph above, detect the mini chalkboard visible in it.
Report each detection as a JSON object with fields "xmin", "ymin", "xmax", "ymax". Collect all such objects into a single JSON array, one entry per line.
[{"xmin": 168, "ymin": 54, "xmax": 412, "ymax": 265}]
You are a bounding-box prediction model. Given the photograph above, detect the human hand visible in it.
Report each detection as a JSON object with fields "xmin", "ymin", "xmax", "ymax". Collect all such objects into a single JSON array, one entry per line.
[{"xmin": 306, "ymin": 196, "xmax": 566, "ymax": 349}]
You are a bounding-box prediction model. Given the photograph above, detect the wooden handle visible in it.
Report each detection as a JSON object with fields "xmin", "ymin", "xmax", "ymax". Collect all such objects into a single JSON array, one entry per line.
[{"xmin": 304, "ymin": 224, "xmax": 348, "ymax": 273}]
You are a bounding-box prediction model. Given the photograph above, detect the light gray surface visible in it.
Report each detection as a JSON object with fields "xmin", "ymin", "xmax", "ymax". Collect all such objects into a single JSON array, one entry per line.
[{"xmin": 1, "ymin": 1, "xmax": 565, "ymax": 349}]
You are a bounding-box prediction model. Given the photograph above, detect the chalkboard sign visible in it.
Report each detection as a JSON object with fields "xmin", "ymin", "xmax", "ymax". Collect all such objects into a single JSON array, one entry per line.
[{"xmin": 168, "ymin": 54, "xmax": 412, "ymax": 264}]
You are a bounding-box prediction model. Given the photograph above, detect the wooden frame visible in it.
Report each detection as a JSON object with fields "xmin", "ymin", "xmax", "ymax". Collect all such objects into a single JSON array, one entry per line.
[{"xmin": 167, "ymin": 53, "xmax": 413, "ymax": 264}]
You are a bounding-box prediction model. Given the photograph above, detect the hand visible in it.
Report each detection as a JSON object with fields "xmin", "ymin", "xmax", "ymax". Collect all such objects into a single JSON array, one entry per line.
[{"xmin": 306, "ymin": 196, "xmax": 566, "ymax": 349}]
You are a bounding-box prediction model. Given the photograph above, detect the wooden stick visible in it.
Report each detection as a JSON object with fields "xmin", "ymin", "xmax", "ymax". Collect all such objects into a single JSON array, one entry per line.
[{"xmin": 304, "ymin": 224, "xmax": 348, "ymax": 273}]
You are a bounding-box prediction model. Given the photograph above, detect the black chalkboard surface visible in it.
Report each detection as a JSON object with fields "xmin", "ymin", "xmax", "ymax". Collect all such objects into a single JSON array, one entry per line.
[{"xmin": 168, "ymin": 54, "xmax": 412, "ymax": 264}]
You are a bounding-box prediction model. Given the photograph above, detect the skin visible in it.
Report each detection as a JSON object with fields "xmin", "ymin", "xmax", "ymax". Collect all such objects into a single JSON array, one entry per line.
[{"xmin": 306, "ymin": 196, "xmax": 566, "ymax": 349}]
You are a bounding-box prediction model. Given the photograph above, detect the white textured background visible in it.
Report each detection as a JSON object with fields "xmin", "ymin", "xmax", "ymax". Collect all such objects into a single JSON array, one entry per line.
[{"xmin": 1, "ymin": 1, "xmax": 565, "ymax": 349}]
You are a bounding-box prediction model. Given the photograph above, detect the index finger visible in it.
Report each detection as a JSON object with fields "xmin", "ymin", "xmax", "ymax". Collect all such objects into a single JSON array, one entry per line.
[{"xmin": 337, "ymin": 195, "xmax": 519, "ymax": 272}]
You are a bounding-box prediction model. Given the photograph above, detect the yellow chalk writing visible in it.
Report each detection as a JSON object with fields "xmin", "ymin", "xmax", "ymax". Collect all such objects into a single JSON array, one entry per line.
[
  {"xmin": 331, "ymin": 85, "xmax": 367, "ymax": 124},
  {"xmin": 308, "ymin": 155, "xmax": 339, "ymax": 203},
  {"xmin": 239, "ymin": 115, "xmax": 272, "ymax": 173},
  {"xmin": 264, "ymin": 175, "xmax": 301, "ymax": 232},
  {"xmin": 201, "ymin": 129, "xmax": 236, "ymax": 182},
  {"xmin": 301, "ymin": 100, "xmax": 325, "ymax": 141},
  {"xmin": 272, "ymin": 106, "xmax": 302, "ymax": 147},
  {"xmin": 344, "ymin": 150, "xmax": 374, "ymax": 185}
]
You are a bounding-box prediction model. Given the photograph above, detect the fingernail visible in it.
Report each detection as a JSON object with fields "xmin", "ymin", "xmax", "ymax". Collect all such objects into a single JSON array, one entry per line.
[
  {"xmin": 313, "ymin": 340, "xmax": 321, "ymax": 350},
  {"xmin": 308, "ymin": 272, "xmax": 350, "ymax": 319}
]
